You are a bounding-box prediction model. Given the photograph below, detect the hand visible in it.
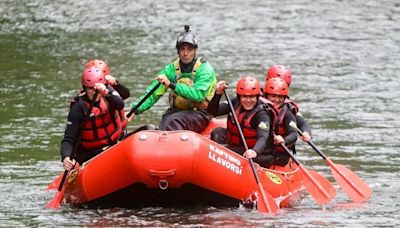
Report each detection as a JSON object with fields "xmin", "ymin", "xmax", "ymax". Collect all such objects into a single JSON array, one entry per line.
[
  {"xmin": 157, "ymin": 75, "xmax": 170, "ymax": 87},
  {"xmin": 125, "ymin": 112, "xmax": 135, "ymax": 122},
  {"xmin": 216, "ymin": 80, "xmax": 228, "ymax": 95},
  {"xmin": 63, "ymin": 157, "xmax": 76, "ymax": 170},
  {"xmin": 243, "ymin": 149, "xmax": 257, "ymax": 159},
  {"xmin": 301, "ymin": 131, "xmax": 312, "ymax": 142},
  {"xmin": 94, "ymin": 83, "xmax": 108, "ymax": 97},
  {"xmin": 105, "ymin": 75, "xmax": 117, "ymax": 86},
  {"xmin": 274, "ymin": 135, "xmax": 285, "ymax": 145}
]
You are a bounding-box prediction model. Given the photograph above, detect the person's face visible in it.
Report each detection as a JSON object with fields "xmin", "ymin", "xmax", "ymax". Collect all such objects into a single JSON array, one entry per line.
[
  {"xmin": 239, "ymin": 95, "xmax": 258, "ymax": 111},
  {"xmin": 85, "ymin": 87, "xmax": 100, "ymax": 101},
  {"xmin": 178, "ymin": 43, "xmax": 196, "ymax": 64},
  {"xmin": 266, "ymin": 94, "xmax": 285, "ymax": 107}
]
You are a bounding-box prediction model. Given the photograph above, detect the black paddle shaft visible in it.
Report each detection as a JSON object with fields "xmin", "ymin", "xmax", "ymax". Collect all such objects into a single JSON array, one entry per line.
[
  {"xmin": 223, "ymin": 91, "xmax": 262, "ymax": 184},
  {"xmin": 291, "ymin": 123, "xmax": 328, "ymax": 160},
  {"xmin": 278, "ymin": 141, "xmax": 302, "ymax": 166},
  {"xmin": 126, "ymin": 82, "xmax": 161, "ymax": 118}
]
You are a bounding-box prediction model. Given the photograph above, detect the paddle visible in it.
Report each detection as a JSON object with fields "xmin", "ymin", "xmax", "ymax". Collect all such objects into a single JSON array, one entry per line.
[
  {"xmin": 46, "ymin": 172, "xmax": 63, "ymax": 190},
  {"xmin": 289, "ymin": 121, "xmax": 372, "ymax": 203},
  {"xmin": 46, "ymin": 82, "xmax": 162, "ymax": 191},
  {"xmin": 46, "ymin": 91, "xmax": 99, "ymax": 209},
  {"xmin": 126, "ymin": 82, "xmax": 161, "ymax": 119},
  {"xmin": 224, "ymin": 90, "xmax": 278, "ymax": 214},
  {"xmin": 278, "ymin": 141, "xmax": 336, "ymax": 204}
]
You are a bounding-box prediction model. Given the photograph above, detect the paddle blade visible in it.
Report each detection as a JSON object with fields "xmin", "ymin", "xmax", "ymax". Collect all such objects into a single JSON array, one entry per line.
[
  {"xmin": 326, "ymin": 160, "xmax": 372, "ymax": 203},
  {"xmin": 45, "ymin": 189, "xmax": 64, "ymax": 209},
  {"xmin": 46, "ymin": 173, "xmax": 63, "ymax": 190},
  {"xmin": 257, "ymin": 183, "xmax": 279, "ymax": 214},
  {"xmin": 302, "ymin": 168, "xmax": 336, "ymax": 205}
]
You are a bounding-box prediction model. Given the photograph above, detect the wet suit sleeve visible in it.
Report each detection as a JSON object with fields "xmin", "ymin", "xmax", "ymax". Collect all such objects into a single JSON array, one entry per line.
[
  {"xmin": 250, "ymin": 110, "xmax": 271, "ymax": 154},
  {"xmin": 60, "ymin": 103, "xmax": 84, "ymax": 161},
  {"xmin": 133, "ymin": 80, "xmax": 167, "ymax": 114},
  {"xmin": 112, "ymin": 82, "xmax": 130, "ymax": 100},
  {"xmin": 133, "ymin": 63, "xmax": 174, "ymax": 114},
  {"xmin": 105, "ymin": 86, "xmax": 124, "ymax": 111},
  {"xmin": 207, "ymin": 93, "xmax": 237, "ymax": 117},
  {"xmin": 283, "ymin": 111, "xmax": 298, "ymax": 147},
  {"xmin": 207, "ymin": 93, "xmax": 222, "ymax": 116},
  {"xmin": 296, "ymin": 114, "xmax": 312, "ymax": 136}
]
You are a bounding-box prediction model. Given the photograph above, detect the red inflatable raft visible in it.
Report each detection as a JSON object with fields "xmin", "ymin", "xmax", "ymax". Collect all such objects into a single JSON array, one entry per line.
[{"xmin": 62, "ymin": 119, "xmax": 304, "ymax": 208}]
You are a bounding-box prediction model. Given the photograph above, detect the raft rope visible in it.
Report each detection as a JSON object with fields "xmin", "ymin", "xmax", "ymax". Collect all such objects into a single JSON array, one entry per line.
[
  {"xmin": 264, "ymin": 167, "xmax": 299, "ymax": 176},
  {"xmin": 263, "ymin": 160, "xmax": 300, "ymax": 179}
]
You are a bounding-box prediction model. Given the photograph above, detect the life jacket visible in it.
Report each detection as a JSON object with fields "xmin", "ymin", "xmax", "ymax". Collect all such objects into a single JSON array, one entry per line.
[
  {"xmin": 168, "ymin": 57, "xmax": 215, "ymax": 110},
  {"xmin": 72, "ymin": 94, "xmax": 123, "ymax": 149},
  {"xmin": 274, "ymin": 105, "xmax": 289, "ymax": 153},
  {"xmin": 259, "ymin": 97, "xmax": 279, "ymax": 152},
  {"xmin": 72, "ymin": 89, "xmax": 127, "ymax": 133},
  {"xmin": 259, "ymin": 97, "xmax": 278, "ymax": 128},
  {"xmin": 285, "ymin": 98, "xmax": 299, "ymax": 114},
  {"xmin": 226, "ymin": 101, "xmax": 265, "ymax": 149}
]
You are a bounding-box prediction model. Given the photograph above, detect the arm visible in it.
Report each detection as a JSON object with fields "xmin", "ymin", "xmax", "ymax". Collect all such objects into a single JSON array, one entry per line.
[
  {"xmin": 105, "ymin": 75, "xmax": 131, "ymax": 100},
  {"xmin": 104, "ymin": 85, "xmax": 125, "ymax": 111},
  {"xmin": 207, "ymin": 80, "xmax": 231, "ymax": 117},
  {"xmin": 251, "ymin": 111, "xmax": 271, "ymax": 154},
  {"xmin": 283, "ymin": 111, "xmax": 298, "ymax": 147},
  {"xmin": 133, "ymin": 62, "xmax": 176, "ymax": 114},
  {"xmin": 133, "ymin": 80, "xmax": 167, "ymax": 114},
  {"xmin": 60, "ymin": 103, "xmax": 84, "ymax": 161},
  {"xmin": 207, "ymin": 93, "xmax": 223, "ymax": 116},
  {"xmin": 286, "ymin": 98, "xmax": 312, "ymax": 141},
  {"xmin": 112, "ymin": 83, "xmax": 130, "ymax": 100},
  {"xmin": 296, "ymin": 113, "xmax": 312, "ymax": 141}
]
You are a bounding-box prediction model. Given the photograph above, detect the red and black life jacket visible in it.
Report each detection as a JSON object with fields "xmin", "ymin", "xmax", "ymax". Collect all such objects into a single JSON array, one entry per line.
[
  {"xmin": 259, "ymin": 97, "xmax": 278, "ymax": 129},
  {"xmin": 73, "ymin": 95, "xmax": 123, "ymax": 149},
  {"xmin": 226, "ymin": 100, "xmax": 267, "ymax": 149},
  {"xmin": 273, "ymin": 105, "xmax": 289, "ymax": 153},
  {"xmin": 259, "ymin": 97, "xmax": 279, "ymax": 152},
  {"xmin": 285, "ymin": 97, "xmax": 299, "ymax": 114}
]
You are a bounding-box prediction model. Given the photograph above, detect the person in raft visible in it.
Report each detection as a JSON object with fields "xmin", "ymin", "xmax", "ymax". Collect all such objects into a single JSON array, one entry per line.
[
  {"xmin": 263, "ymin": 77, "xmax": 298, "ymax": 166},
  {"xmin": 207, "ymin": 76, "xmax": 278, "ymax": 168},
  {"xmin": 263, "ymin": 65, "xmax": 312, "ymax": 142},
  {"xmin": 83, "ymin": 59, "xmax": 132, "ymax": 133},
  {"xmin": 61, "ymin": 67, "xmax": 126, "ymax": 170},
  {"xmin": 129, "ymin": 25, "xmax": 217, "ymax": 133}
]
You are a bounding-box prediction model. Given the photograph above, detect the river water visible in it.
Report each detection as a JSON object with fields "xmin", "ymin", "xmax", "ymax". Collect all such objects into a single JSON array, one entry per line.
[{"xmin": 1, "ymin": 0, "xmax": 399, "ymax": 227}]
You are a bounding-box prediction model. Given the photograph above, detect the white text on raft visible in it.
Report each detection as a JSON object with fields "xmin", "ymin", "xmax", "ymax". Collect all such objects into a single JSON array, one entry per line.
[{"xmin": 208, "ymin": 144, "xmax": 243, "ymax": 175}]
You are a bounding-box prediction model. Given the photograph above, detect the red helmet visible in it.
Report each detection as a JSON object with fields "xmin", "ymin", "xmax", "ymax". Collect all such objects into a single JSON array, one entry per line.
[
  {"xmin": 85, "ymin": 59, "xmax": 110, "ymax": 75},
  {"xmin": 82, "ymin": 67, "xmax": 106, "ymax": 87},
  {"xmin": 266, "ymin": 65, "xmax": 292, "ymax": 86},
  {"xmin": 236, "ymin": 76, "xmax": 261, "ymax": 96},
  {"xmin": 264, "ymin": 78, "xmax": 289, "ymax": 96}
]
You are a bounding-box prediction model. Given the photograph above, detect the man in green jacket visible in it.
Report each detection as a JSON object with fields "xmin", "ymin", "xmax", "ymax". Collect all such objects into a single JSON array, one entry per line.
[{"xmin": 131, "ymin": 25, "xmax": 217, "ymax": 133}]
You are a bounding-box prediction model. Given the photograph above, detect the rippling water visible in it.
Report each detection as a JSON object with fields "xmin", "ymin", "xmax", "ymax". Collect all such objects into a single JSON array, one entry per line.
[{"xmin": 1, "ymin": 0, "xmax": 399, "ymax": 227}]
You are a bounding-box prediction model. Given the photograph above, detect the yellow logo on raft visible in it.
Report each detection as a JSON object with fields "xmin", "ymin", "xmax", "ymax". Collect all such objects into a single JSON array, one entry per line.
[
  {"xmin": 266, "ymin": 171, "xmax": 282, "ymax": 185},
  {"xmin": 67, "ymin": 169, "xmax": 79, "ymax": 183}
]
